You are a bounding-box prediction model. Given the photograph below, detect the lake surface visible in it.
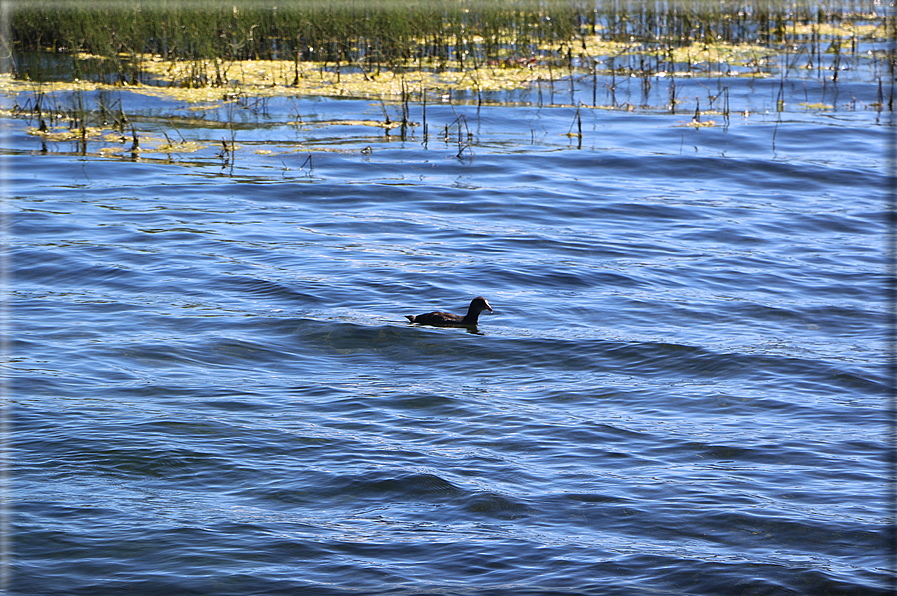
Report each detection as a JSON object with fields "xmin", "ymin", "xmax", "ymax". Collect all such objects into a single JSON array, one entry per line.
[{"xmin": 4, "ymin": 67, "xmax": 893, "ymax": 594}]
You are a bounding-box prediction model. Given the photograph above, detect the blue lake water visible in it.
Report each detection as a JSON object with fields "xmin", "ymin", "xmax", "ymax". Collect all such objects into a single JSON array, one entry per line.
[{"xmin": 3, "ymin": 68, "xmax": 894, "ymax": 594}]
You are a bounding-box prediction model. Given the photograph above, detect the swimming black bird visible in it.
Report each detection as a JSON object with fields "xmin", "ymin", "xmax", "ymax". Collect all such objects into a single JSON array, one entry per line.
[{"xmin": 405, "ymin": 297, "xmax": 493, "ymax": 327}]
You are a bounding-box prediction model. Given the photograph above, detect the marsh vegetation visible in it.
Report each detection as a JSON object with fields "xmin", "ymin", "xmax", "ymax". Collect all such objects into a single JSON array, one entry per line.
[
  {"xmin": 10, "ymin": 1, "xmax": 892, "ymax": 89},
  {"xmin": 4, "ymin": 1, "xmax": 893, "ymax": 161}
]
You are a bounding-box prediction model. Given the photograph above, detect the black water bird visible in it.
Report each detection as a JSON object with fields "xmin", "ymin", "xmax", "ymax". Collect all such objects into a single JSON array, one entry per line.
[{"xmin": 405, "ymin": 297, "xmax": 493, "ymax": 327}]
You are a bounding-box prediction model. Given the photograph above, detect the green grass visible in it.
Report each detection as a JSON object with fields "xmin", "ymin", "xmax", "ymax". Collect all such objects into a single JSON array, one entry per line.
[{"xmin": 10, "ymin": 0, "xmax": 890, "ymax": 87}]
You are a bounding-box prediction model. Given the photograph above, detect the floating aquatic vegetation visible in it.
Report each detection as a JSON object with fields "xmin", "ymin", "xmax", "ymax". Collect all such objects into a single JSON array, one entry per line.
[
  {"xmin": 659, "ymin": 42, "xmax": 774, "ymax": 69},
  {"xmin": 798, "ymin": 102, "xmax": 835, "ymax": 110},
  {"xmin": 143, "ymin": 140, "xmax": 208, "ymax": 154},
  {"xmin": 2, "ymin": 0, "xmax": 891, "ymax": 165},
  {"xmin": 27, "ymin": 124, "xmax": 106, "ymax": 142},
  {"xmin": 788, "ymin": 22, "xmax": 886, "ymax": 39},
  {"xmin": 10, "ymin": 0, "xmax": 890, "ymax": 92}
]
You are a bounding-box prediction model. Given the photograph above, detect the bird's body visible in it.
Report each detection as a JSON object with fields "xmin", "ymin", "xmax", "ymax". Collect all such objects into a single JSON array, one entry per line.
[{"xmin": 405, "ymin": 297, "xmax": 493, "ymax": 327}]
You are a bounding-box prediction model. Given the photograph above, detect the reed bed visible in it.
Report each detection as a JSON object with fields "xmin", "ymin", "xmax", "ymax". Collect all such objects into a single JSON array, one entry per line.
[
  {"xmin": 10, "ymin": 0, "xmax": 892, "ymax": 90},
  {"xmin": 3, "ymin": 0, "xmax": 892, "ymax": 162}
]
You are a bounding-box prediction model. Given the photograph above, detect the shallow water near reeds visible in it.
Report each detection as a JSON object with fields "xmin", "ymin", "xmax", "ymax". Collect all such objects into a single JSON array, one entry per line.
[{"xmin": 4, "ymin": 74, "xmax": 893, "ymax": 595}]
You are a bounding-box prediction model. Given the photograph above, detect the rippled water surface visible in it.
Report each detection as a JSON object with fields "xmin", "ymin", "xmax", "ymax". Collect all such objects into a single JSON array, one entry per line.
[{"xmin": 5, "ymin": 73, "xmax": 893, "ymax": 595}]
